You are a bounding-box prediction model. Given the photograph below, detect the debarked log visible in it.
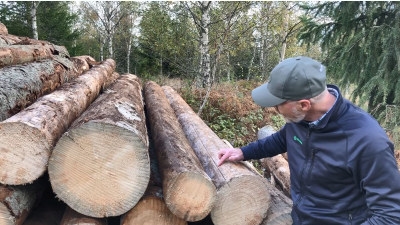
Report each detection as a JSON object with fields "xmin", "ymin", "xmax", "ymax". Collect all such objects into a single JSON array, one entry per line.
[
  {"xmin": 163, "ymin": 86, "xmax": 271, "ymax": 225},
  {"xmin": 48, "ymin": 74, "xmax": 149, "ymax": 218},
  {"xmin": 0, "ymin": 59, "xmax": 117, "ymax": 185}
]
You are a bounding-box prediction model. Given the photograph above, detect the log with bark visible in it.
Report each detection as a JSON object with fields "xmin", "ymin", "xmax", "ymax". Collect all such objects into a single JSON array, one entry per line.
[
  {"xmin": 0, "ymin": 22, "xmax": 7, "ymax": 35},
  {"xmin": 0, "ymin": 177, "xmax": 46, "ymax": 225},
  {"xmin": 163, "ymin": 86, "xmax": 271, "ymax": 225},
  {"xmin": 22, "ymin": 184, "xmax": 66, "ymax": 225},
  {"xmin": 0, "ymin": 45, "xmax": 54, "ymax": 68},
  {"xmin": 48, "ymin": 74, "xmax": 149, "ymax": 218},
  {"xmin": 0, "ymin": 55, "xmax": 90, "ymax": 121},
  {"xmin": 0, "ymin": 59, "xmax": 117, "ymax": 185},
  {"xmin": 59, "ymin": 206, "xmax": 107, "ymax": 225},
  {"xmin": 222, "ymin": 139, "xmax": 293, "ymax": 225},
  {"xmin": 121, "ymin": 137, "xmax": 187, "ymax": 225},
  {"xmin": 144, "ymin": 81, "xmax": 216, "ymax": 222},
  {"xmin": 0, "ymin": 34, "xmax": 23, "ymax": 46},
  {"xmin": 258, "ymin": 126, "xmax": 291, "ymax": 197}
]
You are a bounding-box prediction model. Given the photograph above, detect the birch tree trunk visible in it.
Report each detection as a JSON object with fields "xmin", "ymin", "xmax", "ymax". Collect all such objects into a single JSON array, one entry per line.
[
  {"xmin": 199, "ymin": 1, "xmax": 211, "ymax": 88},
  {"xmin": 30, "ymin": 1, "xmax": 39, "ymax": 40}
]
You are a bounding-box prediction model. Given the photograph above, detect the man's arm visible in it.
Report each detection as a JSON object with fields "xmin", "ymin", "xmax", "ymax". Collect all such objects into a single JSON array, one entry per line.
[{"xmin": 357, "ymin": 147, "xmax": 400, "ymax": 225}]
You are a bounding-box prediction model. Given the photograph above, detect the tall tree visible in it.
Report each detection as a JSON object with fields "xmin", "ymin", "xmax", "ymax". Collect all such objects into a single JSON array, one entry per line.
[
  {"xmin": 298, "ymin": 1, "xmax": 400, "ymax": 123},
  {"xmin": 80, "ymin": 1, "xmax": 131, "ymax": 60}
]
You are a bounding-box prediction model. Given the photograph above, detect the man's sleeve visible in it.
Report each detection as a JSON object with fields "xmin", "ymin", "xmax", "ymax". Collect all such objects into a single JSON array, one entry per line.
[
  {"xmin": 357, "ymin": 147, "xmax": 400, "ymax": 225},
  {"xmin": 240, "ymin": 128, "xmax": 286, "ymax": 160}
]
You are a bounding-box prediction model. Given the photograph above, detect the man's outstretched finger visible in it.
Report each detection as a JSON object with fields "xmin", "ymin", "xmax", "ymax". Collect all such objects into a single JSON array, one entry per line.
[{"xmin": 217, "ymin": 153, "xmax": 230, "ymax": 166}]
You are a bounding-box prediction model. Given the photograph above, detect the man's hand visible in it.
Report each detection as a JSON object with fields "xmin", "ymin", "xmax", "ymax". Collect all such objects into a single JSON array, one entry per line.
[{"xmin": 217, "ymin": 148, "xmax": 244, "ymax": 166}]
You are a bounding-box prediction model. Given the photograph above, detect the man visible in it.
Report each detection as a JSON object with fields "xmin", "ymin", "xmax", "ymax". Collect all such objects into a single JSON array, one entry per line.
[{"xmin": 218, "ymin": 56, "xmax": 400, "ymax": 224}]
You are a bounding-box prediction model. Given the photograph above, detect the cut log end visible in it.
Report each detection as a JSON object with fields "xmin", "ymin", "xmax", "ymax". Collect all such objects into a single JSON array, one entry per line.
[
  {"xmin": 165, "ymin": 172, "xmax": 216, "ymax": 222},
  {"xmin": 0, "ymin": 203, "xmax": 15, "ymax": 225},
  {"xmin": 48, "ymin": 122, "xmax": 150, "ymax": 217},
  {"xmin": 211, "ymin": 175, "xmax": 271, "ymax": 225},
  {"xmin": 0, "ymin": 122, "xmax": 50, "ymax": 185},
  {"xmin": 121, "ymin": 196, "xmax": 187, "ymax": 225}
]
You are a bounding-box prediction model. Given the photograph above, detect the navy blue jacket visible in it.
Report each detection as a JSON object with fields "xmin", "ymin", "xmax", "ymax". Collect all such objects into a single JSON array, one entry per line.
[{"xmin": 241, "ymin": 85, "xmax": 400, "ymax": 225}]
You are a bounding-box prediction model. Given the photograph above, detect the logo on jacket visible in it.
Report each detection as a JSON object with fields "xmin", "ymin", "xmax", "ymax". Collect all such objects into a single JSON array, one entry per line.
[{"xmin": 294, "ymin": 136, "xmax": 303, "ymax": 145}]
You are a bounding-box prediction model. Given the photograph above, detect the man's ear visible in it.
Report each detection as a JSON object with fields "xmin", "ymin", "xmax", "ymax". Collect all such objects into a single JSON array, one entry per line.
[{"xmin": 298, "ymin": 99, "xmax": 311, "ymax": 111}]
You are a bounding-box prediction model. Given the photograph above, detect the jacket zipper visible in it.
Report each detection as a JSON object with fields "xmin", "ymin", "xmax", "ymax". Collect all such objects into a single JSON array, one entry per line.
[{"xmin": 295, "ymin": 129, "xmax": 311, "ymax": 207}]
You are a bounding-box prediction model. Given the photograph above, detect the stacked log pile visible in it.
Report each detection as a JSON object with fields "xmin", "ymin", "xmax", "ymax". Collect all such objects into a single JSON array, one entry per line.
[{"xmin": 0, "ymin": 22, "xmax": 293, "ymax": 225}]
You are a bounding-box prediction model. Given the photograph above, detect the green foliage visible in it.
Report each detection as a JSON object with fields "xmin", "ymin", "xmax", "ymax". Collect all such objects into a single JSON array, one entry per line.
[
  {"xmin": 298, "ymin": 1, "xmax": 400, "ymax": 123},
  {"xmin": 37, "ymin": 2, "xmax": 81, "ymax": 53},
  {"xmin": 0, "ymin": 1, "xmax": 31, "ymax": 37}
]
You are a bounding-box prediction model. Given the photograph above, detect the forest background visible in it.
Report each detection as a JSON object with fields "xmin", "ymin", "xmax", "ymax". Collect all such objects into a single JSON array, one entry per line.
[{"xmin": 1, "ymin": 1, "xmax": 400, "ymax": 165}]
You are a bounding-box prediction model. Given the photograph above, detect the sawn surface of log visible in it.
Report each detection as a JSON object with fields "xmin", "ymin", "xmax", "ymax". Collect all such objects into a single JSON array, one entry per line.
[
  {"xmin": 59, "ymin": 206, "xmax": 107, "ymax": 225},
  {"xmin": 163, "ymin": 86, "xmax": 271, "ymax": 225},
  {"xmin": 48, "ymin": 74, "xmax": 149, "ymax": 218},
  {"xmin": 0, "ymin": 59, "xmax": 116, "ymax": 185},
  {"xmin": 144, "ymin": 81, "xmax": 216, "ymax": 222},
  {"xmin": 121, "ymin": 140, "xmax": 187, "ymax": 225}
]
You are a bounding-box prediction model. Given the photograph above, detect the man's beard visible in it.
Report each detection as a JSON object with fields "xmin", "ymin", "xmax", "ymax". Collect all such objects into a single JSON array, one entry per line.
[{"xmin": 284, "ymin": 107, "xmax": 306, "ymax": 123}]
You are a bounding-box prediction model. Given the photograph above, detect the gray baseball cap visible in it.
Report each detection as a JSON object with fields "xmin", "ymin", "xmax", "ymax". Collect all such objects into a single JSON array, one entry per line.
[{"xmin": 252, "ymin": 56, "xmax": 326, "ymax": 107}]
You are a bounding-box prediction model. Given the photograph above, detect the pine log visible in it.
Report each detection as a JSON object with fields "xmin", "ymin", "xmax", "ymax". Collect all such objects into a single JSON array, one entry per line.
[
  {"xmin": 258, "ymin": 126, "xmax": 291, "ymax": 197},
  {"xmin": 163, "ymin": 86, "xmax": 271, "ymax": 225},
  {"xmin": 22, "ymin": 185, "xmax": 66, "ymax": 225},
  {"xmin": 144, "ymin": 81, "xmax": 216, "ymax": 222},
  {"xmin": 0, "ymin": 59, "xmax": 117, "ymax": 185},
  {"xmin": 0, "ymin": 178, "xmax": 45, "ymax": 225},
  {"xmin": 48, "ymin": 74, "xmax": 149, "ymax": 218},
  {"xmin": 0, "ymin": 34, "xmax": 23, "ymax": 46},
  {"xmin": 0, "ymin": 23, "xmax": 7, "ymax": 35},
  {"xmin": 0, "ymin": 55, "xmax": 86, "ymax": 121},
  {"xmin": 222, "ymin": 139, "xmax": 293, "ymax": 225},
  {"xmin": 59, "ymin": 206, "xmax": 107, "ymax": 225},
  {"xmin": 256, "ymin": 126, "xmax": 292, "ymax": 224},
  {"xmin": 0, "ymin": 45, "xmax": 54, "ymax": 68},
  {"xmin": 71, "ymin": 55, "xmax": 100, "ymax": 67},
  {"xmin": 121, "ymin": 141, "xmax": 187, "ymax": 225},
  {"xmin": 260, "ymin": 156, "xmax": 291, "ymax": 197}
]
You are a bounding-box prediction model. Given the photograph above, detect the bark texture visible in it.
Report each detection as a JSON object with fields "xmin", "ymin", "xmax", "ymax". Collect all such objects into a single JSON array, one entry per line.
[
  {"xmin": 0, "ymin": 59, "xmax": 117, "ymax": 185},
  {"xmin": 0, "ymin": 178, "xmax": 45, "ymax": 225},
  {"xmin": 0, "ymin": 22, "xmax": 7, "ymax": 35},
  {"xmin": 0, "ymin": 45, "xmax": 53, "ymax": 68},
  {"xmin": 163, "ymin": 86, "xmax": 271, "ymax": 225},
  {"xmin": 48, "ymin": 74, "xmax": 149, "ymax": 218},
  {"xmin": 144, "ymin": 81, "xmax": 216, "ymax": 222},
  {"xmin": 0, "ymin": 54, "xmax": 89, "ymax": 121}
]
